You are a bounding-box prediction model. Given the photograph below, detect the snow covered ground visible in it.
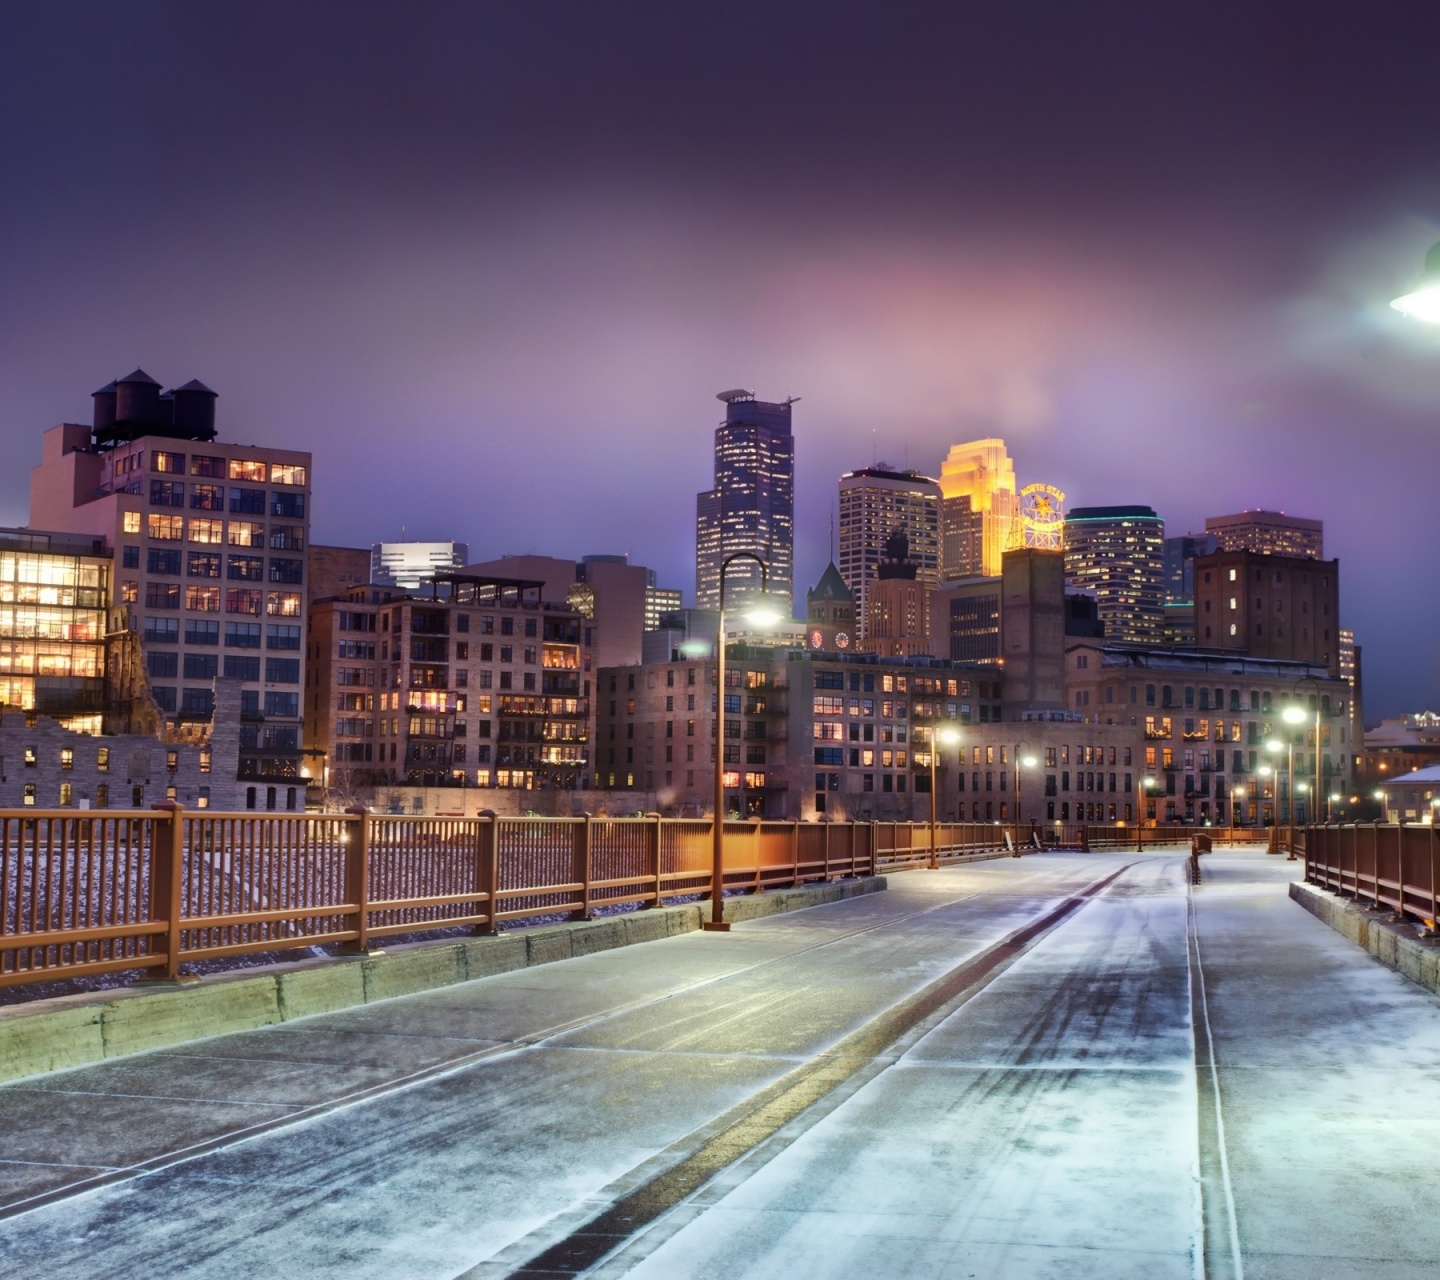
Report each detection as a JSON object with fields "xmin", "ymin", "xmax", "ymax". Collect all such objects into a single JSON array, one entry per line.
[{"xmin": 1, "ymin": 851, "xmax": 1437, "ymax": 1279}]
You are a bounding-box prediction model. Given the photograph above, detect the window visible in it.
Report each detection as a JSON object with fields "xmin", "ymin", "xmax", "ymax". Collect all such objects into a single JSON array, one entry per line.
[
  {"xmin": 266, "ymin": 624, "xmax": 301, "ymax": 650},
  {"xmin": 226, "ymin": 588, "xmax": 263, "ymax": 615},
  {"xmin": 271, "ymin": 492, "xmax": 305, "ymax": 518},
  {"xmin": 185, "ymin": 585, "xmax": 221, "ymax": 611},
  {"xmin": 228, "ymin": 555, "xmax": 264, "ymax": 580},
  {"xmin": 225, "ymin": 621, "xmax": 263, "ymax": 647},
  {"xmin": 264, "ymin": 691, "xmax": 300, "ymax": 717},
  {"xmin": 185, "ymin": 619, "xmax": 220, "ymax": 645},
  {"xmin": 269, "ymin": 526, "xmax": 304, "ymax": 551},
  {"xmin": 149, "ymin": 480, "xmax": 185, "ymax": 507},
  {"xmin": 147, "ymin": 547, "xmax": 182, "ymax": 575},
  {"xmin": 190, "ymin": 454, "xmax": 225, "ymax": 477},
  {"xmin": 229, "ymin": 459, "xmax": 267, "ymax": 482},
  {"xmin": 266, "ymin": 592, "xmax": 301, "ymax": 617},
  {"xmin": 187, "ymin": 552, "xmax": 222, "ymax": 577},
  {"xmin": 189, "ymin": 483, "xmax": 224, "ymax": 510},
  {"xmin": 224, "ymin": 655, "xmax": 260, "ymax": 679},
  {"xmin": 144, "ymin": 617, "xmax": 179, "ymax": 643},
  {"xmin": 269, "ymin": 462, "xmax": 307, "ymax": 485},
  {"xmin": 181, "ymin": 688, "xmax": 214, "ymax": 716},
  {"xmin": 59, "ymin": 747, "xmax": 73, "ymax": 771},
  {"xmin": 184, "ymin": 653, "xmax": 218, "ymax": 679},
  {"xmin": 229, "ymin": 487, "xmax": 266, "ymax": 514},
  {"xmin": 268, "ymin": 557, "xmax": 304, "ymax": 584},
  {"xmin": 23, "ymin": 784, "xmax": 35, "ymax": 806},
  {"xmin": 122, "ymin": 510, "xmax": 141, "ymax": 534},
  {"xmin": 122, "ymin": 545, "xmax": 139, "ymax": 568},
  {"xmin": 188, "ymin": 517, "xmax": 224, "ymax": 543},
  {"xmin": 145, "ymin": 582, "xmax": 181, "ymax": 609},
  {"xmin": 265, "ymin": 657, "xmax": 300, "ymax": 683},
  {"xmin": 147, "ymin": 650, "xmax": 178, "ymax": 678},
  {"xmin": 228, "ymin": 520, "xmax": 265, "ymax": 546},
  {"xmin": 152, "ymin": 450, "xmax": 185, "ymax": 474},
  {"xmin": 147, "ymin": 513, "xmax": 183, "ymax": 540}
]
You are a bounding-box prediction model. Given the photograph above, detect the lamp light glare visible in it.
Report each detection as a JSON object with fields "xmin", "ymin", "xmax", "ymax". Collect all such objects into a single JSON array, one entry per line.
[
  {"xmin": 1391, "ymin": 242, "xmax": 1440, "ymax": 322},
  {"xmin": 1282, "ymin": 706, "xmax": 1307, "ymax": 725}
]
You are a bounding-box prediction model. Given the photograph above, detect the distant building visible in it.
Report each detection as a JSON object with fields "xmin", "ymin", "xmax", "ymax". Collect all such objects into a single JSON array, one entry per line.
[
  {"xmin": 937, "ymin": 439, "xmax": 1017, "ymax": 579},
  {"xmin": 1064, "ymin": 506, "xmax": 1166, "ymax": 645},
  {"xmin": 643, "ymin": 608, "xmax": 719, "ymax": 664},
  {"xmin": 1358, "ymin": 712, "xmax": 1440, "ymax": 793},
  {"xmin": 644, "ymin": 583, "xmax": 683, "ymax": 632},
  {"xmin": 930, "ymin": 577, "xmax": 1002, "ymax": 667},
  {"xmin": 837, "ymin": 466, "xmax": 940, "ymax": 639},
  {"xmin": 1205, "ymin": 510, "xmax": 1323, "ymax": 560},
  {"xmin": 308, "ymin": 545, "xmax": 371, "ymax": 604},
  {"xmin": 29, "ymin": 370, "xmax": 311, "ymax": 790},
  {"xmin": 371, "ymin": 540, "xmax": 469, "ymax": 590},
  {"xmin": 695, "ymin": 390, "xmax": 796, "ymax": 615},
  {"xmin": 1163, "ymin": 532, "xmax": 1218, "ymax": 605},
  {"xmin": 1190, "ymin": 550, "xmax": 1340, "ymax": 676},
  {"xmin": 860, "ymin": 531, "xmax": 932, "ymax": 657}
]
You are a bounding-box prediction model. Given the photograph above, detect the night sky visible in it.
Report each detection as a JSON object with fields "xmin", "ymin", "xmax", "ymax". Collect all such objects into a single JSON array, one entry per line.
[{"xmin": 4, "ymin": 2, "xmax": 1440, "ymax": 719}]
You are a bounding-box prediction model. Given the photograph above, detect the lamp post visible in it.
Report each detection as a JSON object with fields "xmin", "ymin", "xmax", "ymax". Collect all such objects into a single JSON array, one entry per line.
[
  {"xmin": 1328, "ymin": 791, "xmax": 1341, "ymax": 822},
  {"xmin": 1258, "ymin": 764, "xmax": 1274, "ymax": 830},
  {"xmin": 927, "ymin": 724, "xmax": 961, "ymax": 870},
  {"xmin": 705, "ymin": 553, "xmax": 781, "ymax": 933},
  {"xmin": 1232, "ymin": 785, "xmax": 1246, "ymax": 829},
  {"xmin": 1135, "ymin": 775, "xmax": 1155, "ymax": 851},
  {"xmin": 1285, "ymin": 678, "xmax": 1323, "ymax": 834},
  {"xmin": 1374, "ymin": 788, "xmax": 1389, "ymax": 823},
  {"xmin": 1012, "ymin": 741, "xmax": 1037, "ymax": 854}
]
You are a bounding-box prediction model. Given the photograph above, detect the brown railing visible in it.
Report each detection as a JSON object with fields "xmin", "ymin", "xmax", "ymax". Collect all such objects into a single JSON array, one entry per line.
[
  {"xmin": 0, "ymin": 806, "xmax": 892, "ymax": 991},
  {"xmin": 1304, "ymin": 824, "xmax": 1440, "ymax": 928}
]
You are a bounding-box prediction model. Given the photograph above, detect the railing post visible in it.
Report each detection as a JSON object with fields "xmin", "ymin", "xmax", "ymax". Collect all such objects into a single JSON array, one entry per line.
[
  {"xmin": 870, "ymin": 821, "xmax": 879, "ymax": 876},
  {"xmin": 147, "ymin": 800, "xmax": 185, "ymax": 981},
  {"xmin": 822, "ymin": 820, "xmax": 831, "ymax": 882},
  {"xmin": 573, "ymin": 815, "xmax": 593, "ymax": 920},
  {"xmin": 791, "ymin": 820, "xmax": 801, "ymax": 886},
  {"xmin": 341, "ymin": 806, "xmax": 371, "ymax": 953},
  {"xmin": 474, "ymin": 809, "xmax": 498, "ymax": 934},
  {"xmin": 644, "ymin": 813, "xmax": 663, "ymax": 908}
]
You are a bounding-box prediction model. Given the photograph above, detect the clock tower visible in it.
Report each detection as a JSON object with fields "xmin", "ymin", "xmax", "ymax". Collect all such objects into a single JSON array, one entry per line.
[{"xmin": 805, "ymin": 562, "xmax": 855, "ymax": 653}]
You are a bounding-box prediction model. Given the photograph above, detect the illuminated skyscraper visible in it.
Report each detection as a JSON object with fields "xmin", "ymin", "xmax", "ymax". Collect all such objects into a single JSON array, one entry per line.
[
  {"xmin": 695, "ymin": 390, "xmax": 795, "ymax": 614},
  {"xmin": 937, "ymin": 439, "xmax": 1017, "ymax": 578},
  {"xmin": 837, "ymin": 466, "xmax": 939, "ymax": 639},
  {"xmin": 1204, "ymin": 510, "xmax": 1323, "ymax": 559},
  {"xmin": 1064, "ymin": 505, "xmax": 1166, "ymax": 645}
]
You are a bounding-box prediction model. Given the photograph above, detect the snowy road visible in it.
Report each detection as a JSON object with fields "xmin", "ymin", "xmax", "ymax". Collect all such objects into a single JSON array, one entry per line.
[{"xmin": 2, "ymin": 851, "xmax": 1439, "ymax": 1278}]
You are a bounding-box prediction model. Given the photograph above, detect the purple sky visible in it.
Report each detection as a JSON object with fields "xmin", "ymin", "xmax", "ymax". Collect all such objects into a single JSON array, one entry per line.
[{"xmin": 4, "ymin": 2, "xmax": 1440, "ymax": 720}]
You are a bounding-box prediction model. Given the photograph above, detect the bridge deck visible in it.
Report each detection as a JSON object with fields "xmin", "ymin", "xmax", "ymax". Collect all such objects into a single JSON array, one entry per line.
[{"xmin": 0, "ymin": 850, "xmax": 1437, "ymax": 1278}]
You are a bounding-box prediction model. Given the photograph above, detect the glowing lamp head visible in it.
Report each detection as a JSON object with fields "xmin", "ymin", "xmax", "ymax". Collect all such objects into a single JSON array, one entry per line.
[
  {"xmin": 1391, "ymin": 242, "xmax": 1440, "ymax": 322},
  {"xmin": 1373, "ymin": 790, "xmax": 1386, "ymax": 801},
  {"xmin": 1282, "ymin": 705, "xmax": 1307, "ymax": 726},
  {"xmin": 1020, "ymin": 754, "xmax": 1038, "ymax": 769},
  {"xmin": 741, "ymin": 594, "xmax": 785, "ymax": 629},
  {"xmin": 1258, "ymin": 765, "xmax": 1273, "ymax": 777},
  {"xmin": 935, "ymin": 725, "xmax": 961, "ymax": 747},
  {"xmin": 1266, "ymin": 739, "xmax": 1284, "ymax": 753}
]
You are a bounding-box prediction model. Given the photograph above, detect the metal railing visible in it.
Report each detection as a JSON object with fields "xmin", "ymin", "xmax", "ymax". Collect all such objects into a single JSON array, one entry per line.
[
  {"xmin": 0, "ymin": 808, "xmax": 1291, "ymax": 993},
  {"xmin": 1304, "ymin": 824, "xmax": 1440, "ymax": 928}
]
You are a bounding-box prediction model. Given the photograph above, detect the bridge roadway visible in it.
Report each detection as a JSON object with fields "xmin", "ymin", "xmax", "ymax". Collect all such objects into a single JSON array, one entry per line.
[{"xmin": 2, "ymin": 850, "xmax": 1439, "ymax": 1278}]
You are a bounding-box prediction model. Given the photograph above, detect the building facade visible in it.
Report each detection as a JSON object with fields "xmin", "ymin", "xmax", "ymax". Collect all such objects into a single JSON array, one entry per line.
[
  {"xmin": 1205, "ymin": 510, "xmax": 1323, "ymax": 560},
  {"xmin": 837, "ymin": 466, "xmax": 940, "ymax": 638},
  {"xmin": 1064, "ymin": 505, "xmax": 1166, "ymax": 645},
  {"xmin": 305, "ymin": 575, "xmax": 590, "ymax": 794},
  {"xmin": 695, "ymin": 391, "xmax": 796, "ymax": 615},
  {"xmin": 937, "ymin": 439, "xmax": 1017, "ymax": 579},
  {"xmin": 371, "ymin": 540, "xmax": 469, "ymax": 590},
  {"xmin": 29, "ymin": 371, "xmax": 312, "ymax": 786},
  {"xmin": 1190, "ymin": 550, "xmax": 1341, "ymax": 674}
]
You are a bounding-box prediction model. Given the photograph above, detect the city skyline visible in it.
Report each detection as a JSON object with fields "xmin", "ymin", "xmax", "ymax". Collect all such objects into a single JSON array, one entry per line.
[{"xmin": 3, "ymin": 5, "xmax": 1440, "ymax": 720}]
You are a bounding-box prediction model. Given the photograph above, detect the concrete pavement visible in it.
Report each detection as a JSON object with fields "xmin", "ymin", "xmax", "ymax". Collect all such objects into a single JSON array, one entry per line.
[{"xmin": 1, "ymin": 851, "xmax": 1438, "ymax": 1278}]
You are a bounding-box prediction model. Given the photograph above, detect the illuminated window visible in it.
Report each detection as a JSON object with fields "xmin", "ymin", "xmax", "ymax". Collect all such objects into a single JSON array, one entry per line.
[
  {"xmin": 187, "ymin": 517, "xmax": 223, "ymax": 543},
  {"xmin": 226, "ymin": 588, "xmax": 263, "ymax": 615},
  {"xmin": 267, "ymin": 592, "xmax": 302, "ymax": 617},
  {"xmin": 269, "ymin": 462, "xmax": 307, "ymax": 486},
  {"xmin": 23, "ymin": 784, "xmax": 35, "ymax": 806},
  {"xmin": 152, "ymin": 451, "xmax": 185, "ymax": 474},
  {"xmin": 60, "ymin": 748, "xmax": 73, "ymax": 771},
  {"xmin": 229, "ymin": 459, "xmax": 267, "ymax": 482},
  {"xmin": 97, "ymin": 747, "xmax": 110, "ymax": 772},
  {"xmin": 228, "ymin": 520, "xmax": 265, "ymax": 546},
  {"xmin": 186, "ymin": 585, "xmax": 221, "ymax": 611},
  {"xmin": 148, "ymin": 514, "xmax": 183, "ymax": 540},
  {"xmin": 122, "ymin": 511, "xmax": 141, "ymax": 534}
]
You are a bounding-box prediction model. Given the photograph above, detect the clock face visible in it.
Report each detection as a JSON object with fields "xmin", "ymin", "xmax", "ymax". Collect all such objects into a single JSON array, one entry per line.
[
  {"xmin": 809, "ymin": 629, "xmax": 824, "ymax": 649},
  {"xmin": 836, "ymin": 632, "xmax": 850, "ymax": 649}
]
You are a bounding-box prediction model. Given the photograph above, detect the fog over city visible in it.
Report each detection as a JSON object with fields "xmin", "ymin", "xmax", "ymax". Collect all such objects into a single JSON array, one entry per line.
[{"xmin": 4, "ymin": 2, "xmax": 1440, "ymax": 716}]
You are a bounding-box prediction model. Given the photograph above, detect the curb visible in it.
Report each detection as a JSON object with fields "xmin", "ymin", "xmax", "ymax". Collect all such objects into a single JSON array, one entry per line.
[
  {"xmin": 0, "ymin": 876, "xmax": 886, "ymax": 1085},
  {"xmin": 1290, "ymin": 880, "xmax": 1440, "ymax": 996}
]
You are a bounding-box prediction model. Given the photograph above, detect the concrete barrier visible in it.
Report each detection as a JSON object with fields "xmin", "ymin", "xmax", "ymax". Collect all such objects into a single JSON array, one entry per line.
[
  {"xmin": 0, "ymin": 876, "xmax": 885, "ymax": 1085},
  {"xmin": 1291, "ymin": 880, "xmax": 1440, "ymax": 996}
]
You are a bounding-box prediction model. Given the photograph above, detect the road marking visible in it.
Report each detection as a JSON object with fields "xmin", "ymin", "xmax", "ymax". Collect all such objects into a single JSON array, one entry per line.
[
  {"xmin": 1188, "ymin": 878, "xmax": 1244, "ymax": 1280},
  {"xmin": 481, "ymin": 862, "xmax": 1136, "ymax": 1280}
]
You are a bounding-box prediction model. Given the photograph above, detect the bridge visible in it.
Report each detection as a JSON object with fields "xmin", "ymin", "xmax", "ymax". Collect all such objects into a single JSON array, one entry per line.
[{"xmin": 2, "ymin": 820, "xmax": 1440, "ymax": 1277}]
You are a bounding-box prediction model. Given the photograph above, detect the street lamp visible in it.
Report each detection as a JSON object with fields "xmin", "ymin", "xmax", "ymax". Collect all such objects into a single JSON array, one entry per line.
[
  {"xmin": 705, "ymin": 553, "xmax": 782, "ymax": 933},
  {"xmin": 1374, "ymin": 788, "xmax": 1389, "ymax": 823},
  {"xmin": 1391, "ymin": 242, "xmax": 1440, "ymax": 322},
  {"xmin": 1135, "ymin": 775, "xmax": 1155, "ymax": 850},
  {"xmin": 1232, "ymin": 785, "xmax": 1246, "ymax": 828},
  {"xmin": 1327, "ymin": 791, "xmax": 1341, "ymax": 822},
  {"xmin": 1012, "ymin": 742, "xmax": 1037, "ymax": 853},
  {"xmin": 927, "ymin": 724, "xmax": 961, "ymax": 870},
  {"xmin": 1286, "ymin": 680, "xmax": 1324, "ymax": 831},
  {"xmin": 1258, "ymin": 764, "xmax": 1274, "ymax": 831}
]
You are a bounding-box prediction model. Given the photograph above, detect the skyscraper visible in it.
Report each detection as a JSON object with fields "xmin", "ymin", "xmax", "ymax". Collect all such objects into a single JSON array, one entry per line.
[
  {"xmin": 936, "ymin": 439, "xmax": 1017, "ymax": 579},
  {"xmin": 1064, "ymin": 505, "xmax": 1166, "ymax": 645},
  {"xmin": 837, "ymin": 465, "xmax": 940, "ymax": 639},
  {"xmin": 695, "ymin": 390, "xmax": 795, "ymax": 614},
  {"xmin": 1205, "ymin": 510, "xmax": 1323, "ymax": 559}
]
